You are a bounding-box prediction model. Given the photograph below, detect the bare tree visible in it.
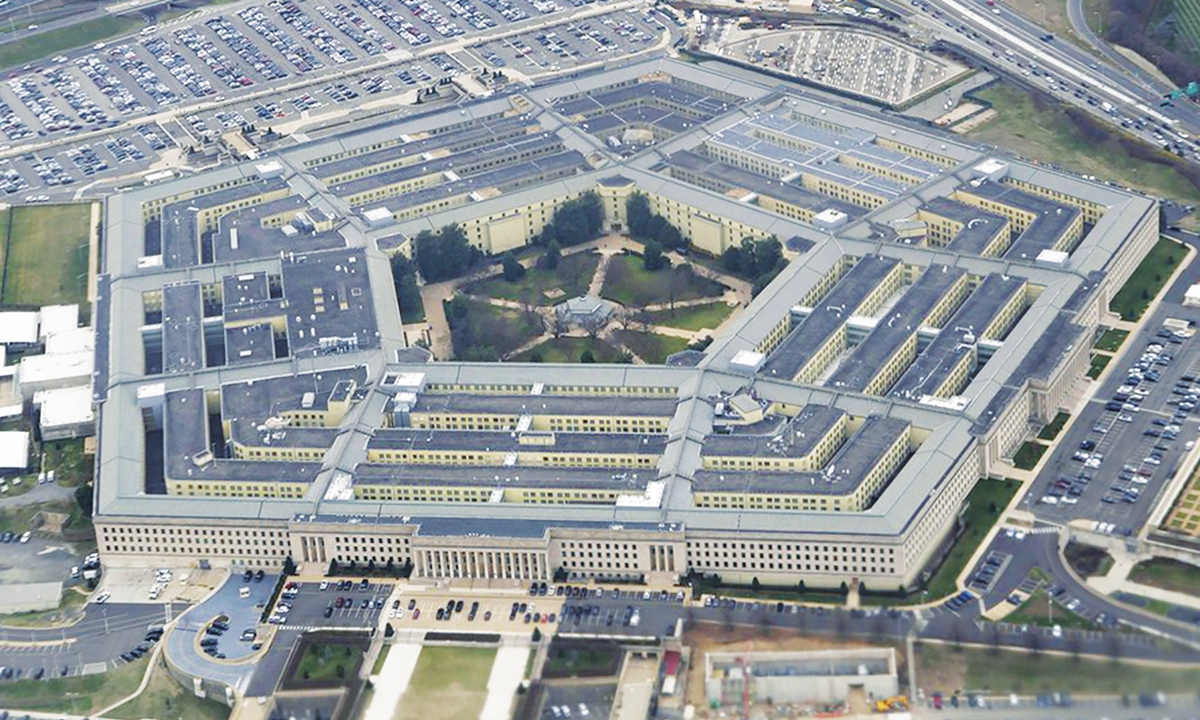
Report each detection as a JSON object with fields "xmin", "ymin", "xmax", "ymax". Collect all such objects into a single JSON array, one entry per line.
[
  {"xmin": 580, "ymin": 312, "xmax": 607, "ymax": 339},
  {"xmin": 518, "ymin": 287, "xmax": 538, "ymax": 315},
  {"xmin": 616, "ymin": 307, "xmax": 634, "ymax": 330},
  {"xmin": 543, "ymin": 311, "xmax": 570, "ymax": 339},
  {"xmin": 632, "ymin": 308, "xmax": 653, "ymax": 332}
]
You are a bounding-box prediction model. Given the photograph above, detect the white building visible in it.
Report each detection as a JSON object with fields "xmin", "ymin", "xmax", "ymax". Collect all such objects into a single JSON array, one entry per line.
[
  {"xmin": 36, "ymin": 385, "xmax": 96, "ymax": 440},
  {"xmin": 0, "ymin": 312, "xmax": 39, "ymax": 348},
  {"xmin": 0, "ymin": 431, "xmax": 29, "ymax": 474},
  {"xmin": 38, "ymin": 304, "xmax": 79, "ymax": 339}
]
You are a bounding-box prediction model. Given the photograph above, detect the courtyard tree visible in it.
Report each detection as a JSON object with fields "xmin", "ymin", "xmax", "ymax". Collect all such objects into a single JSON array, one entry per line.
[{"xmin": 502, "ymin": 251, "xmax": 525, "ymax": 282}]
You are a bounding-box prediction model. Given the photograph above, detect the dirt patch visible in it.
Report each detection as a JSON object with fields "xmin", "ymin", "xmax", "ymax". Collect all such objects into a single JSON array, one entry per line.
[{"xmin": 681, "ymin": 622, "xmax": 906, "ymax": 715}]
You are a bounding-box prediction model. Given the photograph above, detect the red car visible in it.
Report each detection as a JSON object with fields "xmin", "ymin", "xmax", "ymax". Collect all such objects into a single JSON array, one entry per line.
[{"xmin": 412, "ymin": 608, "xmax": 420, "ymax": 620}]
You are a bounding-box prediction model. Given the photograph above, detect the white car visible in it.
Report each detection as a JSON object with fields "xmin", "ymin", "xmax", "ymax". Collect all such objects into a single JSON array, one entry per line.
[
  {"xmin": 94, "ymin": 591, "xmax": 110, "ymax": 604},
  {"xmin": 18, "ymin": 531, "xmax": 30, "ymax": 543},
  {"xmin": 1051, "ymin": 624, "xmax": 1062, "ymax": 638}
]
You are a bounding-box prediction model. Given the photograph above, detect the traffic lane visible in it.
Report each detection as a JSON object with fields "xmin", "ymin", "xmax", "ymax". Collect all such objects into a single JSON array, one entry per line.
[
  {"xmin": 244, "ymin": 627, "xmax": 300, "ymax": 697},
  {"xmin": 0, "ymin": 602, "xmax": 174, "ymax": 644},
  {"xmin": 964, "ymin": 529, "xmax": 1043, "ymax": 605},
  {"xmin": 0, "ymin": 604, "xmax": 177, "ymax": 677}
]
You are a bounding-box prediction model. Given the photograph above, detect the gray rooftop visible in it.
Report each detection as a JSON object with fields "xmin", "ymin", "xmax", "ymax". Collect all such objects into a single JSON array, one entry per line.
[
  {"xmin": 161, "ymin": 281, "xmax": 205, "ymax": 374},
  {"xmin": 920, "ymin": 197, "xmax": 1011, "ymax": 255},
  {"xmin": 279, "ymin": 248, "xmax": 379, "ymax": 358},
  {"xmin": 410, "ymin": 393, "xmax": 678, "ymax": 418},
  {"xmin": 703, "ymin": 404, "xmax": 845, "ymax": 460}
]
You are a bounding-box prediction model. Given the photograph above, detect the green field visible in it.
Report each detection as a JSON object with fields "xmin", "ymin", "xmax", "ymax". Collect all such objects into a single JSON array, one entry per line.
[
  {"xmin": 601, "ymin": 256, "xmax": 726, "ymax": 307},
  {"xmin": 0, "ymin": 203, "xmax": 92, "ymax": 308},
  {"xmin": 108, "ymin": 658, "xmax": 229, "ymax": 720},
  {"xmin": 0, "ymin": 17, "xmax": 143, "ymax": 72},
  {"xmin": 293, "ymin": 642, "xmax": 361, "ymax": 683},
  {"xmin": 1110, "ymin": 237, "xmax": 1185, "ymax": 321},
  {"xmin": 1095, "ymin": 328, "xmax": 1129, "ymax": 352},
  {"xmin": 1129, "ymin": 557, "xmax": 1200, "ymax": 597},
  {"xmin": 448, "ymin": 297, "xmax": 544, "ymax": 360},
  {"xmin": 969, "ymin": 85, "xmax": 1200, "ymax": 205},
  {"xmin": 916, "ymin": 642, "xmax": 1200, "ymax": 695},
  {"xmin": 1037, "ymin": 412, "xmax": 1070, "ymax": 441},
  {"xmin": 921, "ymin": 478, "xmax": 1021, "ymax": 601},
  {"xmin": 0, "ymin": 655, "xmax": 147, "ymax": 714},
  {"xmin": 610, "ymin": 329, "xmax": 689, "ymax": 364},
  {"xmin": 44, "ymin": 439, "xmax": 92, "ymax": 488},
  {"xmin": 395, "ymin": 647, "xmax": 496, "ymax": 720},
  {"xmin": 643, "ymin": 301, "xmax": 734, "ymax": 331},
  {"xmin": 1005, "ymin": 590, "xmax": 1099, "ymax": 630},
  {"xmin": 1170, "ymin": 0, "xmax": 1200, "ymax": 57},
  {"xmin": 463, "ymin": 252, "xmax": 600, "ymax": 306},
  {"xmin": 1013, "ymin": 441, "xmax": 1048, "ymax": 470},
  {"xmin": 513, "ymin": 337, "xmax": 626, "ymax": 363},
  {"xmin": 1088, "ymin": 354, "xmax": 1112, "ymax": 379}
]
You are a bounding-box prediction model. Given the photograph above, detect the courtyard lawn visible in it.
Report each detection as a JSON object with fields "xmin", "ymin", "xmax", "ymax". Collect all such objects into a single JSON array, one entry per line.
[
  {"xmin": 448, "ymin": 298, "xmax": 544, "ymax": 360},
  {"xmin": 610, "ymin": 330, "xmax": 690, "ymax": 364},
  {"xmin": 1, "ymin": 203, "xmax": 91, "ymax": 308},
  {"xmin": 394, "ymin": 646, "xmax": 495, "ymax": 720},
  {"xmin": 1088, "ymin": 354, "xmax": 1112, "ymax": 379},
  {"xmin": 643, "ymin": 301, "xmax": 734, "ymax": 331},
  {"xmin": 600, "ymin": 256, "xmax": 726, "ymax": 308},
  {"xmin": 1128, "ymin": 558, "xmax": 1200, "ymax": 598},
  {"xmin": 1012, "ymin": 441, "xmax": 1048, "ymax": 471},
  {"xmin": 1109, "ymin": 237, "xmax": 1186, "ymax": 321},
  {"xmin": 293, "ymin": 642, "xmax": 361, "ymax": 683},
  {"xmin": 1094, "ymin": 327, "xmax": 1129, "ymax": 352},
  {"xmin": 463, "ymin": 251, "xmax": 600, "ymax": 306},
  {"xmin": 513, "ymin": 337, "xmax": 626, "ymax": 363},
  {"xmin": 1037, "ymin": 412, "xmax": 1070, "ymax": 441}
]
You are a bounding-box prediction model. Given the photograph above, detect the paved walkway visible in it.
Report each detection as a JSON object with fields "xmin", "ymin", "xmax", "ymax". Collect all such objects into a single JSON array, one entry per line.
[
  {"xmin": 362, "ymin": 642, "xmax": 424, "ymax": 720},
  {"xmin": 479, "ymin": 645, "xmax": 530, "ymax": 720}
]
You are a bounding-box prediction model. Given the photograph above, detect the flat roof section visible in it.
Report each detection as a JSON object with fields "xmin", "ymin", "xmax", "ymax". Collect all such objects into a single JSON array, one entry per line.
[
  {"xmin": 223, "ymin": 272, "xmax": 271, "ymax": 309},
  {"xmin": 160, "ymin": 204, "xmax": 199, "ymax": 269},
  {"xmin": 826, "ymin": 265, "xmax": 966, "ymax": 393},
  {"xmin": 920, "ymin": 197, "xmax": 1010, "ymax": 256},
  {"xmin": 890, "ymin": 274, "xmax": 1026, "ymax": 401},
  {"xmin": 161, "ymin": 281, "xmax": 205, "ymax": 375},
  {"xmin": 410, "ymin": 393, "xmax": 679, "ymax": 418},
  {"xmin": 212, "ymin": 197, "xmax": 344, "ymax": 265},
  {"xmin": 220, "ymin": 367, "xmax": 367, "ymax": 423},
  {"xmin": 703, "ymin": 404, "xmax": 845, "ymax": 460},
  {"xmin": 962, "ymin": 182, "xmax": 1081, "ymax": 261},
  {"xmin": 759, "ymin": 255, "xmax": 900, "ymax": 381},
  {"xmin": 225, "ymin": 323, "xmax": 276, "ymax": 365},
  {"xmin": 163, "ymin": 387, "xmax": 209, "ymax": 478},
  {"xmin": 554, "ymin": 81, "xmax": 734, "ymax": 120},
  {"xmin": 280, "ymin": 248, "xmax": 379, "ymax": 358},
  {"xmin": 368, "ymin": 428, "xmax": 668, "ymax": 457},
  {"xmin": 353, "ymin": 463, "xmax": 653, "ymax": 491}
]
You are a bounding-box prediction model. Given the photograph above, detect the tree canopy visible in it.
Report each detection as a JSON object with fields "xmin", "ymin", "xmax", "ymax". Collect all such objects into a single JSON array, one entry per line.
[{"xmin": 413, "ymin": 224, "xmax": 484, "ymax": 282}]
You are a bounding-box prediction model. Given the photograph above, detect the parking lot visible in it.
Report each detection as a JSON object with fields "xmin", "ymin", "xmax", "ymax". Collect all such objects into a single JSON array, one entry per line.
[
  {"xmin": 714, "ymin": 25, "xmax": 968, "ymax": 105},
  {"xmin": 539, "ymin": 682, "xmax": 616, "ymax": 720},
  {"xmin": 272, "ymin": 577, "xmax": 391, "ymax": 631},
  {"xmin": 1028, "ymin": 309, "xmax": 1200, "ymax": 533}
]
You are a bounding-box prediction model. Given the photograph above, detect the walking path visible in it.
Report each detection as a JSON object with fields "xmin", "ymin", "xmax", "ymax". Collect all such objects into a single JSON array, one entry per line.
[
  {"xmin": 361, "ymin": 642, "xmax": 424, "ymax": 720},
  {"xmin": 478, "ymin": 645, "xmax": 530, "ymax": 720}
]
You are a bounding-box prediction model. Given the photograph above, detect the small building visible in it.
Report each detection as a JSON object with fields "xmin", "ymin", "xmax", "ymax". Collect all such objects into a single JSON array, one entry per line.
[
  {"xmin": 0, "ymin": 430, "xmax": 30, "ymax": 474},
  {"xmin": 0, "ymin": 311, "xmax": 39, "ymax": 348},
  {"xmin": 36, "ymin": 385, "xmax": 96, "ymax": 440},
  {"xmin": 705, "ymin": 648, "xmax": 899, "ymax": 707},
  {"xmin": 38, "ymin": 304, "xmax": 79, "ymax": 339},
  {"xmin": 17, "ymin": 351, "xmax": 93, "ymax": 397},
  {"xmin": 556, "ymin": 295, "xmax": 614, "ymax": 326},
  {"xmin": 1184, "ymin": 284, "xmax": 1200, "ymax": 308}
]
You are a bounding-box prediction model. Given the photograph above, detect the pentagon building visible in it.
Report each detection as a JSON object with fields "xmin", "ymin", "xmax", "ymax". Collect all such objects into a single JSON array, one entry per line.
[{"xmin": 91, "ymin": 57, "xmax": 1158, "ymax": 590}]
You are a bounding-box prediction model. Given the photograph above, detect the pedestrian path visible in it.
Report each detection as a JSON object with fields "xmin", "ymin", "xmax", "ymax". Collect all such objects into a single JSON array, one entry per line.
[
  {"xmin": 362, "ymin": 642, "xmax": 424, "ymax": 720},
  {"xmin": 479, "ymin": 645, "xmax": 530, "ymax": 720}
]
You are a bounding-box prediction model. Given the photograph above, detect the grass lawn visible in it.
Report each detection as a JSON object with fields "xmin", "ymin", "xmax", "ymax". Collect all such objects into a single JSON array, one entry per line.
[
  {"xmin": 371, "ymin": 643, "xmax": 392, "ymax": 676},
  {"xmin": 643, "ymin": 301, "xmax": 734, "ymax": 331},
  {"xmin": 0, "ymin": 17, "xmax": 143, "ymax": 71},
  {"xmin": 513, "ymin": 337, "xmax": 626, "ymax": 363},
  {"xmin": 1037, "ymin": 412, "xmax": 1070, "ymax": 441},
  {"xmin": 0, "ymin": 586, "xmax": 88, "ymax": 628},
  {"xmin": 0, "ymin": 655, "xmax": 148, "ymax": 715},
  {"xmin": 1117, "ymin": 592, "xmax": 1176, "ymax": 618},
  {"xmin": 464, "ymin": 252, "xmax": 599, "ymax": 306},
  {"xmin": 921, "ymin": 478, "xmax": 1021, "ymax": 601},
  {"xmin": 44, "ymin": 438, "xmax": 93, "ymax": 488},
  {"xmin": 1005, "ymin": 589, "xmax": 1098, "ymax": 630},
  {"xmin": 969, "ymin": 85, "xmax": 1200, "ymax": 205},
  {"xmin": 915, "ymin": 642, "xmax": 1200, "ymax": 696},
  {"xmin": 1110, "ymin": 237, "xmax": 1186, "ymax": 321},
  {"xmin": 1128, "ymin": 557, "xmax": 1200, "ymax": 597},
  {"xmin": 293, "ymin": 642, "xmax": 361, "ymax": 683},
  {"xmin": 1064, "ymin": 541, "xmax": 1114, "ymax": 579},
  {"xmin": 449, "ymin": 298, "xmax": 544, "ymax": 360},
  {"xmin": 1088, "ymin": 354, "xmax": 1112, "ymax": 379},
  {"xmin": 610, "ymin": 329, "xmax": 689, "ymax": 364},
  {"xmin": 1012, "ymin": 441, "xmax": 1048, "ymax": 470},
  {"xmin": 108, "ymin": 657, "xmax": 230, "ymax": 720},
  {"xmin": 1, "ymin": 203, "xmax": 92, "ymax": 308},
  {"xmin": 601, "ymin": 256, "xmax": 726, "ymax": 308},
  {"xmin": 1095, "ymin": 327, "xmax": 1129, "ymax": 352},
  {"xmin": 394, "ymin": 646, "xmax": 496, "ymax": 720},
  {"xmin": 542, "ymin": 641, "xmax": 622, "ymax": 679}
]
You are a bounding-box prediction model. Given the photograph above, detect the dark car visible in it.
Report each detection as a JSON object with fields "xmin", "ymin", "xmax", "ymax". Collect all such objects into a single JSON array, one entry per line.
[
  {"xmin": 254, "ymin": 570, "xmax": 264, "ymax": 582},
  {"xmin": 242, "ymin": 570, "xmax": 253, "ymax": 582},
  {"xmin": 436, "ymin": 608, "xmax": 445, "ymax": 621},
  {"xmin": 408, "ymin": 598, "xmax": 417, "ymax": 611},
  {"xmin": 324, "ymin": 605, "xmax": 334, "ymax": 618},
  {"xmin": 455, "ymin": 600, "xmax": 464, "ymax": 613}
]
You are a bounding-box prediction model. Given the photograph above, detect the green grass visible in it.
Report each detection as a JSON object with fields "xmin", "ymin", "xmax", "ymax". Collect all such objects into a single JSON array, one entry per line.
[
  {"xmin": 1037, "ymin": 412, "xmax": 1070, "ymax": 441},
  {"xmin": 642, "ymin": 301, "xmax": 734, "ymax": 331},
  {"xmin": 1005, "ymin": 589, "xmax": 1099, "ymax": 630},
  {"xmin": 108, "ymin": 657, "xmax": 229, "ymax": 720},
  {"xmin": 600, "ymin": 256, "xmax": 726, "ymax": 308},
  {"xmin": 542, "ymin": 642, "xmax": 622, "ymax": 678},
  {"xmin": 44, "ymin": 439, "xmax": 92, "ymax": 488},
  {"xmin": 1095, "ymin": 328, "xmax": 1129, "ymax": 352},
  {"xmin": 1129, "ymin": 557, "xmax": 1200, "ymax": 598},
  {"xmin": 0, "ymin": 586, "xmax": 88, "ymax": 628},
  {"xmin": 0, "ymin": 655, "xmax": 148, "ymax": 714},
  {"xmin": 1064, "ymin": 542, "xmax": 1114, "ymax": 579},
  {"xmin": 0, "ymin": 203, "xmax": 92, "ymax": 308},
  {"xmin": 917, "ymin": 642, "xmax": 1200, "ymax": 695},
  {"xmin": 1013, "ymin": 441, "xmax": 1048, "ymax": 470},
  {"xmin": 463, "ymin": 252, "xmax": 600, "ymax": 306},
  {"xmin": 513, "ymin": 337, "xmax": 626, "ymax": 363},
  {"xmin": 0, "ymin": 17, "xmax": 143, "ymax": 72},
  {"xmin": 1119, "ymin": 593, "xmax": 1176, "ymax": 618},
  {"xmin": 610, "ymin": 329, "xmax": 690, "ymax": 363},
  {"xmin": 293, "ymin": 642, "xmax": 362, "ymax": 683},
  {"xmin": 1088, "ymin": 354, "xmax": 1112, "ymax": 379},
  {"xmin": 969, "ymin": 85, "xmax": 1200, "ymax": 205},
  {"xmin": 1110, "ymin": 237, "xmax": 1186, "ymax": 321},
  {"xmin": 396, "ymin": 647, "xmax": 495, "ymax": 720},
  {"xmin": 921, "ymin": 478, "xmax": 1021, "ymax": 601},
  {"xmin": 448, "ymin": 297, "xmax": 544, "ymax": 360},
  {"xmin": 371, "ymin": 643, "xmax": 392, "ymax": 676}
]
